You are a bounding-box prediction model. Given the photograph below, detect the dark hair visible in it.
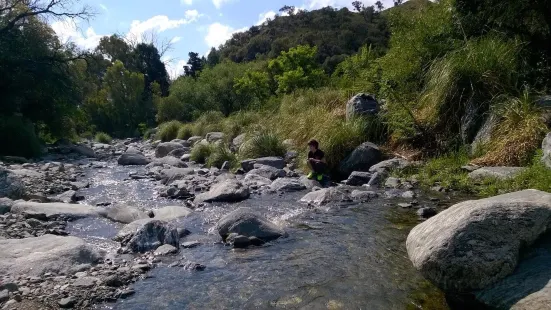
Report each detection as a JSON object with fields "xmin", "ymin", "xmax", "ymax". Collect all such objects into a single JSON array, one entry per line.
[{"xmin": 308, "ymin": 139, "xmax": 319, "ymax": 149}]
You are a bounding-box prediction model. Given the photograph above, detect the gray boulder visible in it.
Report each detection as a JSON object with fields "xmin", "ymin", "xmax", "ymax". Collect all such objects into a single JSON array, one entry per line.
[
  {"xmin": 0, "ymin": 168, "xmax": 25, "ymax": 199},
  {"xmin": 339, "ymin": 142, "xmax": 382, "ymax": 178},
  {"xmin": 71, "ymin": 144, "xmax": 96, "ymax": 158},
  {"xmin": 216, "ymin": 207, "xmax": 285, "ymax": 242},
  {"xmin": 154, "ymin": 244, "xmax": 178, "ymax": 256},
  {"xmin": 232, "ymin": 134, "xmax": 246, "ymax": 150},
  {"xmin": 170, "ymin": 139, "xmax": 191, "ymax": 147},
  {"xmin": 194, "ymin": 180, "xmax": 250, "ymax": 203},
  {"xmin": 406, "ymin": 190, "xmax": 551, "ymax": 292},
  {"xmin": 369, "ymin": 158, "xmax": 410, "ymax": 173},
  {"xmin": 152, "ymin": 157, "xmax": 188, "ymax": 168},
  {"xmin": 0, "ymin": 198, "xmax": 14, "ymax": 215},
  {"xmin": 241, "ymin": 157, "xmax": 285, "ymax": 172},
  {"xmin": 56, "ymin": 190, "xmax": 81, "ymax": 203},
  {"xmin": 471, "ymin": 114, "xmax": 499, "ymax": 155},
  {"xmin": 299, "ymin": 176, "xmax": 322, "ymax": 190},
  {"xmin": 270, "ymin": 178, "xmax": 307, "ymax": 192},
  {"xmin": 243, "ymin": 174, "xmax": 272, "ymax": 187},
  {"xmin": 121, "ymin": 220, "xmax": 179, "ymax": 253},
  {"xmin": 155, "ymin": 142, "xmax": 185, "ymax": 158},
  {"xmin": 247, "ymin": 164, "xmax": 286, "ymax": 180},
  {"xmin": 167, "ymin": 147, "xmax": 190, "ymax": 158},
  {"xmin": 346, "ymin": 93, "xmax": 379, "ymax": 121},
  {"xmin": 206, "ymin": 132, "xmax": 225, "ymax": 143},
  {"xmin": 299, "ymin": 188, "xmax": 351, "ymax": 206},
  {"xmin": 0, "ymin": 235, "xmax": 103, "ymax": 277},
  {"xmin": 542, "ymin": 132, "xmax": 551, "ymax": 169},
  {"xmin": 160, "ymin": 168, "xmax": 195, "ymax": 184},
  {"xmin": 187, "ymin": 136, "xmax": 203, "ymax": 145},
  {"xmin": 468, "ymin": 167, "xmax": 525, "ymax": 181},
  {"xmin": 118, "ymin": 153, "xmax": 150, "ymax": 166},
  {"xmin": 151, "ymin": 205, "xmax": 193, "ymax": 221},
  {"xmin": 351, "ymin": 190, "xmax": 378, "ymax": 201},
  {"xmin": 105, "ymin": 205, "xmax": 149, "ymax": 224},
  {"xmin": 344, "ymin": 171, "xmax": 372, "ymax": 186},
  {"xmin": 11, "ymin": 201, "xmax": 105, "ymax": 220}
]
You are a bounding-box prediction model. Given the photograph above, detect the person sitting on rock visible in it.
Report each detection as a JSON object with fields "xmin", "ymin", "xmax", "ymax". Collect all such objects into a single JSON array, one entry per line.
[{"xmin": 307, "ymin": 139, "xmax": 327, "ymax": 181}]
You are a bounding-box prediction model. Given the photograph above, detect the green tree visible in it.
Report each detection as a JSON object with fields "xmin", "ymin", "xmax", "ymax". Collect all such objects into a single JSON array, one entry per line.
[
  {"xmin": 268, "ymin": 45, "xmax": 326, "ymax": 93},
  {"xmin": 234, "ymin": 70, "xmax": 273, "ymax": 105},
  {"xmin": 184, "ymin": 52, "xmax": 205, "ymax": 78},
  {"xmin": 206, "ymin": 47, "xmax": 221, "ymax": 67}
]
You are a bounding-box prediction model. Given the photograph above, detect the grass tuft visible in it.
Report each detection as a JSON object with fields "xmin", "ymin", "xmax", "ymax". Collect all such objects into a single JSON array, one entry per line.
[
  {"xmin": 192, "ymin": 111, "xmax": 225, "ymax": 137},
  {"xmin": 239, "ymin": 131, "xmax": 287, "ymax": 159},
  {"xmin": 207, "ymin": 144, "xmax": 237, "ymax": 169},
  {"xmin": 190, "ymin": 143, "xmax": 213, "ymax": 164},
  {"xmin": 157, "ymin": 121, "xmax": 182, "ymax": 142},
  {"xmin": 177, "ymin": 124, "xmax": 193, "ymax": 140},
  {"xmin": 95, "ymin": 132, "xmax": 112, "ymax": 144}
]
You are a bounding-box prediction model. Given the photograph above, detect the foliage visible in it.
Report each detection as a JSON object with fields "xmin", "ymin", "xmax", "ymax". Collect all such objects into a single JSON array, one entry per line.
[
  {"xmin": 184, "ymin": 52, "xmax": 205, "ymax": 78},
  {"xmin": 177, "ymin": 124, "xmax": 193, "ymax": 140},
  {"xmin": 157, "ymin": 121, "xmax": 182, "ymax": 142},
  {"xmin": 268, "ymin": 45, "xmax": 326, "ymax": 93},
  {"xmin": 207, "ymin": 144, "xmax": 237, "ymax": 168},
  {"xmin": 191, "ymin": 111, "xmax": 225, "ymax": 136},
  {"xmin": 95, "ymin": 132, "xmax": 112, "ymax": 144},
  {"xmin": 0, "ymin": 116, "xmax": 42, "ymax": 158},
  {"xmin": 332, "ymin": 45, "xmax": 380, "ymax": 92},
  {"xmin": 190, "ymin": 143, "xmax": 213, "ymax": 164},
  {"xmin": 239, "ymin": 131, "xmax": 287, "ymax": 159}
]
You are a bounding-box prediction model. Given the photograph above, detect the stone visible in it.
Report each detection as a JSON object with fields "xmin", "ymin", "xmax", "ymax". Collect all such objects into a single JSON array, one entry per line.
[
  {"xmin": 299, "ymin": 188, "xmax": 351, "ymax": 206},
  {"xmin": 226, "ymin": 234, "xmax": 250, "ymax": 248},
  {"xmin": 71, "ymin": 144, "xmax": 96, "ymax": 158},
  {"xmin": 118, "ymin": 153, "xmax": 150, "ymax": 166},
  {"xmin": 299, "ymin": 176, "xmax": 322, "ymax": 190},
  {"xmin": 284, "ymin": 151, "xmax": 298, "ymax": 163},
  {"xmin": 0, "ymin": 290, "xmax": 8, "ymax": 303},
  {"xmin": 270, "ymin": 178, "xmax": 307, "ymax": 192},
  {"xmin": 167, "ymin": 148, "xmax": 190, "ymax": 158},
  {"xmin": 471, "ymin": 113, "xmax": 499, "ymax": 155},
  {"xmin": 401, "ymin": 190, "xmax": 416, "ymax": 199},
  {"xmin": 194, "ymin": 180, "xmax": 250, "ymax": 203},
  {"xmin": 384, "ymin": 177, "xmax": 401, "ymax": 188},
  {"xmin": 468, "ymin": 167, "xmax": 525, "ymax": 181},
  {"xmin": 58, "ymin": 296, "xmax": 78, "ymax": 308},
  {"xmin": 243, "ymin": 174, "xmax": 272, "ymax": 187},
  {"xmin": 122, "ymin": 220, "xmax": 179, "ymax": 253},
  {"xmin": 69, "ymin": 181, "xmax": 89, "ymax": 190},
  {"xmin": 247, "ymin": 164, "xmax": 286, "ymax": 180},
  {"xmin": 205, "ymin": 132, "xmax": 225, "ymax": 143},
  {"xmin": 182, "ymin": 241, "xmax": 201, "ymax": 248},
  {"xmin": 232, "ymin": 134, "xmax": 246, "ymax": 150},
  {"xmin": 151, "ymin": 156, "xmax": 188, "ymax": 168},
  {"xmin": 339, "ymin": 142, "xmax": 382, "ymax": 178},
  {"xmin": 72, "ymin": 276, "xmax": 98, "ymax": 288},
  {"xmin": 406, "ymin": 190, "xmax": 551, "ymax": 292},
  {"xmin": 0, "ymin": 235, "xmax": 102, "ymax": 277},
  {"xmin": 152, "ymin": 205, "xmax": 193, "ymax": 221},
  {"xmin": 11, "ymin": 201, "xmax": 105, "ymax": 220},
  {"xmin": 369, "ymin": 158, "xmax": 411, "ymax": 173},
  {"xmin": 181, "ymin": 154, "xmax": 191, "ymax": 162},
  {"xmin": 346, "ymin": 93, "xmax": 379, "ymax": 121},
  {"xmin": 0, "ymin": 198, "xmax": 14, "ymax": 215},
  {"xmin": 160, "ymin": 168, "xmax": 195, "ymax": 184},
  {"xmin": 344, "ymin": 171, "xmax": 372, "ymax": 186},
  {"xmin": 187, "ymin": 136, "xmax": 203, "ymax": 145},
  {"xmin": 154, "ymin": 244, "xmax": 178, "ymax": 256},
  {"xmin": 241, "ymin": 157, "xmax": 286, "ymax": 172},
  {"xmin": 216, "ymin": 207, "xmax": 285, "ymax": 242},
  {"xmin": 56, "ymin": 190, "xmax": 79, "ymax": 203},
  {"xmin": 417, "ymin": 207, "xmax": 437, "ymax": 219},
  {"xmin": 171, "ymin": 139, "xmax": 191, "ymax": 147},
  {"xmin": 542, "ymin": 132, "xmax": 551, "ymax": 169},
  {"xmin": 155, "ymin": 142, "xmax": 185, "ymax": 158},
  {"xmin": 0, "ymin": 168, "xmax": 25, "ymax": 199},
  {"xmin": 105, "ymin": 205, "xmax": 149, "ymax": 224},
  {"xmin": 350, "ymin": 190, "xmax": 378, "ymax": 201},
  {"xmin": 104, "ymin": 275, "xmax": 124, "ymax": 287},
  {"xmin": 118, "ymin": 288, "xmax": 136, "ymax": 299}
]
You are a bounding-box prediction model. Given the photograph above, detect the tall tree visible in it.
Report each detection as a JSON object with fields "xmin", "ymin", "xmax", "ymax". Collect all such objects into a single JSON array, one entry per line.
[
  {"xmin": 279, "ymin": 5, "xmax": 296, "ymax": 16},
  {"xmin": 96, "ymin": 35, "xmax": 132, "ymax": 67},
  {"xmin": 352, "ymin": 1, "xmax": 364, "ymax": 13},
  {"xmin": 184, "ymin": 52, "xmax": 205, "ymax": 78},
  {"xmin": 131, "ymin": 43, "xmax": 170, "ymax": 96},
  {"xmin": 206, "ymin": 47, "xmax": 221, "ymax": 67},
  {"xmin": 375, "ymin": 1, "xmax": 384, "ymax": 12}
]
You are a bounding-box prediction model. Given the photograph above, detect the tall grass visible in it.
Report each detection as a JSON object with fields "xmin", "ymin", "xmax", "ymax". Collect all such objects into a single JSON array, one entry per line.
[
  {"xmin": 238, "ymin": 131, "xmax": 287, "ymax": 159},
  {"xmin": 95, "ymin": 132, "xmax": 112, "ymax": 144},
  {"xmin": 222, "ymin": 111, "xmax": 262, "ymax": 143},
  {"xmin": 177, "ymin": 124, "xmax": 193, "ymax": 140},
  {"xmin": 207, "ymin": 144, "xmax": 237, "ymax": 169},
  {"xmin": 157, "ymin": 121, "xmax": 182, "ymax": 142},
  {"xmin": 190, "ymin": 143, "xmax": 213, "ymax": 164},
  {"xmin": 191, "ymin": 111, "xmax": 225, "ymax": 136}
]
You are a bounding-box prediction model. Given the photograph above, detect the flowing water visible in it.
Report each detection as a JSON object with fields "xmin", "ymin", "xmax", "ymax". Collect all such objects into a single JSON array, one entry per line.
[{"xmin": 68, "ymin": 161, "xmax": 450, "ymax": 310}]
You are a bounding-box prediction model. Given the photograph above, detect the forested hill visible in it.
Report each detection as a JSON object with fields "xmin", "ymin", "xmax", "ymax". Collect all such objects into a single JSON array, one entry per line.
[{"xmin": 214, "ymin": 6, "xmax": 390, "ymax": 73}]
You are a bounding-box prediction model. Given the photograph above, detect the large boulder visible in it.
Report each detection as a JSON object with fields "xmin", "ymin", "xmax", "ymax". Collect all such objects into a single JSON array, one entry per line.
[
  {"xmin": 406, "ymin": 190, "xmax": 551, "ymax": 292},
  {"xmin": 232, "ymin": 134, "xmax": 246, "ymax": 150},
  {"xmin": 346, "ymin": 93, "xmax": 379, "ymax": 121},
  {"xmin": 119, "ymin": 220, "xmax": 179, "ymax": 253},
  {"xmin": 369, "ymin": 158, "xmax": 411, "ymax": 173},
  {"xmin": 299, "ymin": 188, "xmax": 351, "ymax": 206},
  {"xmin": 270, "ymin": 178, "xmax": 307, "ymax": 192},
  {"xmin": 155, "ymin": 142, "xmax": 184, "ymax": 158},
  {"xmin": 206, "ymin": 132, "xmax": 225, "ymax": 143},
  {"xmin": 216, "ymin": 207, "xmax": 285, "ymax": 242},
  {"xmin": 118, "ymin": 153, "xmax": 150, "ymax": 166},
  {"xmin": 339, "ymin": 142, "xmax": 382, "ymax": 178},
  {"xmin": 71, "ymin": 144, "xmax": 96, "ymax": 158},
  {"xmin": 11, "ymin": 201, "xmax": 106, "ymax": 220},
  {"xmin": 299, "ymin": 176, "xmax": 322, "ymax": 190},
  {"xmin": 167, "ymin": 148, "xmax": 190, "ymax": 158},
  {"xmin": 151, "ymin": 205, "xmax": 193, "ymax": 221},
  {"xmin": 105, "ymin": 205, "xmax": 149, "ymax": 224},
  {"xmin": 247, "ymin": 164, "xmax": 286, "ymax": 180},
  {"xmin": 468, "ymin": 167, "xmax": 525, "ymax": 181},
  {"xmin": 0, "ymin": 235, "xmax": 103, "ymax": 277},
  {"xmin": 241, "ymin": 157, "xmax": 285, "ymax": 172},
  {"xmin": 0, "ymin": 198, "xmax": 14, "ymax": 215},
  {"xmin": 343, "ymin": 171, "xmax": 372, "ymax": 186},
  {"xmin": 0, "ymin": 168, "xmax": 25, "ymax": 199},
  {"xmin": 194, "ymin": 180, "xmax": 250, "ymax": 203},
  {"xmin": 542, "ymin": 132, "xmax": 551, "ymax": 169}
]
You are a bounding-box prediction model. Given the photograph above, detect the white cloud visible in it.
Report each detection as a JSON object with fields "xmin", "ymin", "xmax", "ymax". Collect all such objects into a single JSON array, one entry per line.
[
  {"xmin": 212, "ymin": 0, "xmax": 232, "ymax": 9},
  {"xmin": 51, "ymin": 19, "xmax": 104, "ymax": 50},
  {"xmin": 256, "ymin": 11, "xmax": 276, "ymax": 25},
  {"xmin": 170, "ymin": 36, "xmax": 182, "ymax": 44},
  {"xmin": 99, "ymin": 3, "xmax": 108, "ymax": 12},
  {"xmin": 205, "ymin": 23, "xmax": 247, "ymax": 48},
  {"xmin": 163, "ymin": 57, "xmax": 189, "ymax": 79},
  {"xmin": 126, "ymin": 14, "xmax": 198, "ymax": 42},
  {"xmin": 185, "ymin": 10, "xmax": 201, "ymax": 22},
  {"xmin": 180, "ymin": 0, "xmax": 193, "ymax": 5}
]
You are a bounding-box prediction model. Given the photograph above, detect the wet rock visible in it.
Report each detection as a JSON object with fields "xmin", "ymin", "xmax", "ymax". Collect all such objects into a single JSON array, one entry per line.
[
  {"xmin": 241, "ymin": 157, "xmax": 285, "ymax": 172},
  {"xmin": 339, "ymin": 142, "xmax": 381, "ymax": 178},
  {"xmin": 181, "ymin": 262, "xmax": 206, "ymax": 271},
  {"xmin": 194, "ymin": 179, "xmax": 250, "ymax": 203},
  {"xmin": 0, "ymin": 235, "xmax": 102, "ymax": 277},
  {"xmin": 121, "ymin": 220, "xmax": 179, "ymax": 253},
  {"xmin": 181, "ymin": 154, "xmax": 191, "ymax": 162},
  {"xmin": 105, "ymin": 205, "xmax": 149, "ymax": 224},
  {"xmin": 118, "ymin": 288, "xmax": 135, "ymax": 299},
  {"xmin": 383, "ymin": 189, "xmax": 404, "ymax": 198},
  {"xmin": 182, "ymin": 241, "xmax": 201, "ymax": 248},
  {"xmin": 417, "ymin": 207, "xmax": 437, "ymax": 219},
  {"xmin": 344, "ymin": 171, "xmax": 372, "ymax": 186},
  {"xmin": 346, "ymin": 93, "xmax": 379, "ymax": 121},
  {"xmin": 299, "ymin": 188, "xmax": 351, "ymax": 206},
  {"xmin": 247, "ymin": 164, "xmax": 286, "ymax": 180},
  {"xmin": 71, "ymin": 144, "xmax": 96, "ymax": 158},
  {"xmin": 56, "ymin": 190, "xmax": 80, "ymax": 203},
  {"xmin": 406, "ymin": 190, "xmax": 551, "ymax": 292},
  {"xmin": 151, "ymin": 205, "xmax": 193, "ymax": 221},
  {"xmin": 468, "ymin": 167, "xmax": 526, "ymax": 181},
  {"xmin": 0, "ymin": 198, "xmax": 14, "ymax": 215},
  {"xmin": 104, "ymin": 275, "xmax": 124, "ymax": 287},
  {"xmin": 227, "ymin": 233, "xmax": 250, "ymax": 248},
  {"xmin": 369, "ymin": 158, "xmax": 411, "ymax": 173},
  {"xmin": 299, "ymin": 176, "xmax": 322, "ymax": 190},
  {"xmin": 0, "ymin": 168, "xmax": 25, "ymax": 199},
  {"xmin": 11, "ymin": 201, "xmax": 106, "ymax": 220},
  {"xmin": 163, "ymin": 187, "xmax": 193, "ymax": 200},
  {"xmin": 270, "ymin": 178, "xmax": 306, "ymax": 192},
  {"xmin": 220, "ymin": 161, "xmax": 230, "ymax": 171},
  {"xmin": 401, "ymin": 190, "xmax": 416, "ymax": 199},
  {"xmin": 118, "ymin": 153, "xmax": 150, "ymax": 166},
  {"xmin": 58, "ymin": 296, "xmax": 78, "ymax": 308},
  {"xmin": 206, "ymin": 132, "xmax": 225, "ymax": 143},
  {"xmin": 350, "ymin": 190, "xmax": 378, "ymax": 201},
  {"xmin": 69, "ymin": 181, "xmax": 89, "ymax": 190},
  {"xmin": 217, "ymin": 208, "xmax": 285, "ymax": 243},
  {"xmin": 399, "ymin": 203, "xmax": 413, "ymax": 209},
  {"xmin": 155, "ymin": 142, "xmax": 185, "ymax": 158},
  {"xmin": 154, "ymin": 244, "xmax": 178, "ymax": 256}
]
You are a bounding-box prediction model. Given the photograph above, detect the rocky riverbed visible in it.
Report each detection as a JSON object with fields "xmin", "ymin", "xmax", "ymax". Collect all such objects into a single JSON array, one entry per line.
[{"xmin": 2, "ymin": 136, "xmax": 543, "ymax": 309}]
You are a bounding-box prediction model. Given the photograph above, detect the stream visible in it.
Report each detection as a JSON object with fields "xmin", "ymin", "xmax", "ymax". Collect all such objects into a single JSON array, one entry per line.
[{"xmin": 66, "ymin": 160, "xmax": 449, "ymax": 310}]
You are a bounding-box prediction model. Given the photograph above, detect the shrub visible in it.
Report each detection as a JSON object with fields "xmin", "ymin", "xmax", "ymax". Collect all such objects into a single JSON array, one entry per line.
[
  {"xmin": 207, "ymin": 144, "xmax": 237, "ymax": 169},
  {"xmin": 143, "ymin": 128, "xmax": 156, "ymax": 140},
  {"xmin": 95, "ymin": 132, "xmax": 112, "ymax": 144},
  {"xmin": 0, "ymin": 116, "xmax": 42, "ymax": 158},
  {"xmin": 177, "ymin": 124, "xmax": 193, "ymax": 140},
  {"xmin": 190, "ymin": 143, "xmax": 213, "ymax": 164},
  {"xmin": 239, "ymin": 132, "xmax": 286, "ymax": 159},
  {"xmin": 157, "ymin": 121, "xmax": 182, "ymax": 142},
  {"xmin": 192, "ymin": 111, "xmax": 225, "ymax": 136},
  {"xmin": 222, "ymin": 111, "xmax": 262, "ymax": 143}
]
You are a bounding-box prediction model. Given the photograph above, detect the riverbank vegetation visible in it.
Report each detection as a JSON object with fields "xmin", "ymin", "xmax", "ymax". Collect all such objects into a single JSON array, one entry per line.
[{"xmin": 3, "ymin": 0, "xmax": 551, "ymax": 192}]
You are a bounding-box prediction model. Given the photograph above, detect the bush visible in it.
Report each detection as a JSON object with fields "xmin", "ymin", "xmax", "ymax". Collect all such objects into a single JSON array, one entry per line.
[
  {"xmin": 95, "ymin": 132, "xmax": 112, "ymax": 144},
  {"xmin": 177, "ymin": 124, "xmax": 193, "ymax": 140},
  {"xmin": 239, "ymin": 132, "xmax": 287, "ymax": 159},
  {"xmin": 192, "ymin": 111, "xmax": 225, "ymax": 136},
  {"xmin": 207, "ymin": 144, "xmax": 237, "ymax": 169},
  {"xmin": 157, "ymin": 121, "xmax": 182, "ymax": 142},
  {"xmin": 190, "ymin": 143, "xmax": 213, "ymax": 164},
  {"xmin": 143, "ymin": 128, "xmax": 156, "ymax": 140},
  {"xmin": 0, "ymin": 116, "xmax": 42, "ymax": 158},
  {"xmin": 222, "ymin": 111, "xmax": 262, "ymax": 143}
]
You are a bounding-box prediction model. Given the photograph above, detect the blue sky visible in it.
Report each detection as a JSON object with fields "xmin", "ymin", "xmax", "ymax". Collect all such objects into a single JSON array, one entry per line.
[{"xmin": 51, "ymin": 0, "xmax": 395, "ymax": 78}]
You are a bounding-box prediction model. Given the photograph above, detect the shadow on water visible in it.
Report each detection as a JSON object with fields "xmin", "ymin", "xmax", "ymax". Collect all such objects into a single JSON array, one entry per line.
[{"xmin": 71, "ymin": 163, "xmax": 450, "ymax": 309}]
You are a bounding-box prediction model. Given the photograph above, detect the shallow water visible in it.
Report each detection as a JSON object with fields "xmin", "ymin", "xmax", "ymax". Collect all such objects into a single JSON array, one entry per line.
[{"xmin": 70, "ymin": 162, "xmax": 449, "ymax": 310}]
